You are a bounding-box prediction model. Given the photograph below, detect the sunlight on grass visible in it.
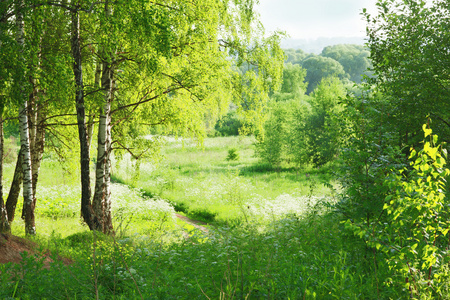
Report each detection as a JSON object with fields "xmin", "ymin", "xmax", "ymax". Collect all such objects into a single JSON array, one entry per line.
[
  {"xmin": 1, "ymin": 136, "xmax": 399, "ymax": 299},
  {"xmin": 11, "ymin": 217, "xmax": 88, "ymax": 238},
  {"xmin": 111, "ymin": 135, "xmax": 337, "ymax": 224}
]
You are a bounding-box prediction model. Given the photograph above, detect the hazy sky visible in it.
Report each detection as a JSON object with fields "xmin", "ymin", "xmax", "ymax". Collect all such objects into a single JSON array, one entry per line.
[{"xmin": 257, "ymin": 0, "xmax": 379, "ymax": 39}]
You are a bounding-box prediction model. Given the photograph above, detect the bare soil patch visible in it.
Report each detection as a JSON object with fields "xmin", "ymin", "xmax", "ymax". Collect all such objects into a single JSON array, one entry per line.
[
  {"xmin": 0, "ymin": 233, "xmax": 71, "ymax": 267},
  {"xmin": 175, "ymin": 213, "xmax": 211, "ymax": 241}
]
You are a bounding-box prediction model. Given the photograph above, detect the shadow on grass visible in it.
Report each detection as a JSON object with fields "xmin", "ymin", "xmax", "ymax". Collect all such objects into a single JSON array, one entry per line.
[{"xmin": 239, "ymin": 162, "xmax": 337, "ymax": 184}]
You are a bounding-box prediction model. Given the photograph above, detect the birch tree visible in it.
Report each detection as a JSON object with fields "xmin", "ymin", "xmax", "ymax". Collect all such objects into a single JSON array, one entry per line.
[
  {"xmin": 2, "ymin": 0, "xmax": 284, "ymax": 235},
  {"xmin": 50, "ymin": 0, "xmax": 283, "ymax": 234},
  {"xmin": 91, "ymin": 0, "xmax": 114, "ymax": 233},
  {"xmin": 2, "ymin": 1, "xmax": 60, "ymax": 234},
  {"xmin": 15, "ymin": 0, "xmax": 35, "ymax": 235},
  {"xmin": 70, "ymin": 5, "xmax": 96, "ymax": 229}
]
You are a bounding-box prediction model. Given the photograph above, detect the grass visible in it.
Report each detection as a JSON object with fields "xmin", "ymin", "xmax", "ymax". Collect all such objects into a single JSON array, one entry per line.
[
  {"xmin": 0, "ymin": 135, "xmax": 409, "ymax": 299},
  {"xmin": 2, "ymin": 212, "xmax": 398, "ymax": 299},
  {"xmin": 113, "ymin": 135, "xmax": 337, "ymax": 224}
]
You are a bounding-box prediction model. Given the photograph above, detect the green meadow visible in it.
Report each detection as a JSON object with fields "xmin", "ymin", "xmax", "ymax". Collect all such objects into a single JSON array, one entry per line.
[{"xmin": 1, "ymin": 135, "xmax": 395, "ymax": 299}]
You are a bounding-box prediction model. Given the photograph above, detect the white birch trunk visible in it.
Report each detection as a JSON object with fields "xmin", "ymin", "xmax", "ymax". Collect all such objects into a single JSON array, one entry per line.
[
  {"xmin": 93, "ymin": 62, "xmax": 113, "ymax": 233},
  {"xmin": 92, "ymin": 0, "xmax": 114, "ymax": 234},
  {"xmin": 19, "ymin": 103, "xmax": 35, "ymax": 235},
  {"xmin": 104, "ymin": 80, "xmax": 113, "ymax": 234},
  {"xmin": 25, "ymin": 95, "xmax": 36, "ymax": 222},
  {"xmin": 92, "ymin": 103, "xmax": 107, "ymax": 230},
  {"xmin": 16, "ymin": 0, "xmax": 35, "ymax": 235},
  {"xmin": 28, "ymin": 97, "xmax": 37, "ymax": 163}
]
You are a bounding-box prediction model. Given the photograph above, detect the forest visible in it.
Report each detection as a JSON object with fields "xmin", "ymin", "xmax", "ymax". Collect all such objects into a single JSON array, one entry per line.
[{"xmin": 0, "ymin": 0, "xmax": 450, "ymax": 299}]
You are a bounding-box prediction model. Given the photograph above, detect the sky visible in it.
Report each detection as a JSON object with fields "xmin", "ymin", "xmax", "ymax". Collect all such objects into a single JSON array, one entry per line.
[{"xmin": 256, "ymin": 0, "xmax": 379, "ymax": 40}]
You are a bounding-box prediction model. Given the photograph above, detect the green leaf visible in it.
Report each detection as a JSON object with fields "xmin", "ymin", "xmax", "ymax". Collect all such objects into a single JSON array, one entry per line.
[{"xmin": 423, "ymin": 124, "xmax": 432, "ymax": 137}]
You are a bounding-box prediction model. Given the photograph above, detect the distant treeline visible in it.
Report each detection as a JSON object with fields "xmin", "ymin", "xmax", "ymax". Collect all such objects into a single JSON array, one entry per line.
[{"xmin": 213, "ymin": 44, "xmax": 372, "ymax": 137}]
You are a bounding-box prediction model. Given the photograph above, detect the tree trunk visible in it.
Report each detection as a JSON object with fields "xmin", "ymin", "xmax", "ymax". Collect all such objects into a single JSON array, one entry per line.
[
  {"xmin": 104, "ymin": 102, "xmax": 113, "ymax": 233},
  {"xmin": 71, "ymin": 9, "xmax": 96, "ymax": 230},
  {"xmin": 92, "ymin": 1, "xmax": 114, "ymax": 234},
  {"xmin": 21, "ymin": 87, "xmax": 37, "ymax": 220},
  {"xmin": 0, "ymin": 102, "xmax": 11, "ymax": 233},
  {"xmin": 92, "ymin": 61, "xmax": 113, "ymax": 234},
  {"xmin": 86, "ymin": 62, "xmax": 102, "ymax": 151},
  {"xmin": 16, "ymin": 0, "xmax": 35, "ymax": 235},
  {"xmin": 30, "ymin": 102, "xmax": 45, "ymax": 208},
  {"xmin": 19, "ymin": 103, "xmax": 35, "ymax": 235},
  {"xmin": 5, "ymin": 146, "xmax": 23, "ymax": 222}
]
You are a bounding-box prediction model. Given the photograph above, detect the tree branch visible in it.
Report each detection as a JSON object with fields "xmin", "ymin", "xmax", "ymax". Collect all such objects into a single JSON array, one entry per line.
[{"xmin": 112, "ymin": 140, "xmax": 149, "ymax": 160}]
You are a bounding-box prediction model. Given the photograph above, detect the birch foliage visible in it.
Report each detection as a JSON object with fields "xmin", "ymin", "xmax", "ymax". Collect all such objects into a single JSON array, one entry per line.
[{"xmin": 1, "ymin": 0, "xmax": 284, "ymax": 233}]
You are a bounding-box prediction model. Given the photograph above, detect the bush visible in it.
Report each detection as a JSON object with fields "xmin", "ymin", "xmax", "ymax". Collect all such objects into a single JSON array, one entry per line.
[
  {"xmin": 255, "ymin": 99, "xmax": 310, "ymax": 168},
  {"xmin": 305, "ymin": 77, "xmax": 346, "ymax": 167},
  {"xmin": 214, "ymin": 110, "xmax": 243, "ymax": 136},
  {"xmin": 344, "ymin": 124, "xmax": 450, "ymax": 298},
  {"xmin": 226, "ymin": 148, "xmax": 239, "ymax": 161},
  {"xmin": 380, "ymin": 127, "xmax": 450, "ymax": 297},
  {"xmin": 336, "ymin": 88, "xmax": 401, "ymax": 222}
]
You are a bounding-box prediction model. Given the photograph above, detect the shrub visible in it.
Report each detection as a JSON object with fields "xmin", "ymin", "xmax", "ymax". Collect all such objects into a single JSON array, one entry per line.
[
  {"xmin": 336, "ymin": 88, "xmax": 401, "ymax": 223},
  {"xmin": 345, "ymin": 125, "xmax": 450, "ymax": 298},
  {"xmin": 380, "ymin": 126, "xmax": 450, "ymax": 297},
  {"xmin": 226, "ymin": 148, "xmax": 239, "ymax": 161},
  {"xmin": 305, "ymin": 77, "xmax": 346, "ymax": 167},
  {"xmin": 255, "ymin": 99, "xmax": 310, "ymax": 167},
  {"xmin": 214, "ymin": 110, "xmax": 243, "ymax": 136}
]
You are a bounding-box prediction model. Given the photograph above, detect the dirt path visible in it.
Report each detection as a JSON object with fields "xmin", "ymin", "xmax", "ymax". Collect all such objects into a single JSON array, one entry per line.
[{"xmin": 175, "ymin": 213, "xmax": 210, "ymax": 239}]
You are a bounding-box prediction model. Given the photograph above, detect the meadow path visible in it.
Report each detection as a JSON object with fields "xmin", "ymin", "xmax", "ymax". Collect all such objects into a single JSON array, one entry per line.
[{"xmin": 175, "ymin": 213, "xmax": 210, "ymax": 239}]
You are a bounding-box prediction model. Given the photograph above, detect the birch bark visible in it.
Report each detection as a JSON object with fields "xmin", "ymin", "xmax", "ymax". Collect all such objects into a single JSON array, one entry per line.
[
  {"xmin": 92, "ymin": 60, "xmax": 113, "ymax": 233},
  {"xmin": 71, "ymin": 8, "xmax": 96, "ymax": 230},
  {"xmin": 30, "ymin": 103, "xmax": 45, "ymax": 204},
  {"xmin": 16, "ymin": 0, "xmax": 35, "ymax": 235},
  {"xmin": 92, "ymin": 0, "xmax": 114, "ymax": 234},
  {"xmin": 19, "ymin": 104, "xmax": 35, "ymax": 235}
]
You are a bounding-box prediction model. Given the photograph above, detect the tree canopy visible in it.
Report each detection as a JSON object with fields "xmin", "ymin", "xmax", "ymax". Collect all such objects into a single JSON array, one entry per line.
[
  {"xmin": 321, "ymin": 44, "xmax": 372, "ymax": 83},
  {"xmin": 0, "ymin": 0, "xmax": 285, "ymax": 234},
  {"xmin": 365, "ymin": 0, "xmax": 450, "ymax": 145},
  {"xmin": 301, "ymin": 55, "xmax": 348, "ymax": 94}
]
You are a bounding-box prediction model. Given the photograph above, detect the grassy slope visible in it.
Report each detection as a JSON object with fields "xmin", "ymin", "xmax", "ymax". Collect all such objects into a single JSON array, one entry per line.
[{"xmin": 1, "ymin": 136, "xmax": 402, "ymax": 299}]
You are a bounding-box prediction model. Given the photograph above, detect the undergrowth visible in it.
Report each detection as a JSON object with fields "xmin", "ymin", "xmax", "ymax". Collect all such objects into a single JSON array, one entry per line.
[
  {"xmin": 0, "ymin": 135, "xmax": 429, "ymax": 299},
  {"xmin": 1, "ymin": 209, "xmax": 402, "ymax": 299}
]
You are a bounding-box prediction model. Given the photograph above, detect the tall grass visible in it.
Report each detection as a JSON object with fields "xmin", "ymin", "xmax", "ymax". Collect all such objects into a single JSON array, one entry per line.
[
  {"xmin": 2, "ymin": 211, "xmax": 401, "ymax": 299},
  {"xmin": 0, "ymin": 135, "xmax": 410, "ymax": 299}
]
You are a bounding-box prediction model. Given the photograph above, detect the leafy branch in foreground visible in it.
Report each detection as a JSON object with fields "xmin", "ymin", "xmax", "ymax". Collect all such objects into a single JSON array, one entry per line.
[{"xmin": 346, "ymin": 124, "xmax": 450, "ymax": 298}]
